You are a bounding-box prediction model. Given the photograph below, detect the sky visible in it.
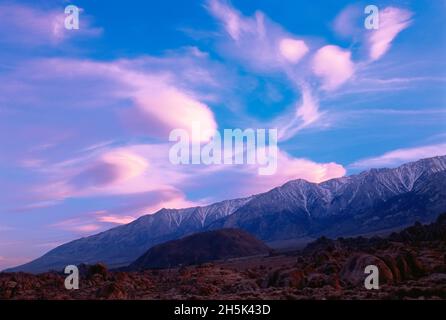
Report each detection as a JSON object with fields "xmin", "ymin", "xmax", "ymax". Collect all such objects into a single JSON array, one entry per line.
[{"xmin": 0, "ymin": 0, "xmax": 445, "ymax": 270}]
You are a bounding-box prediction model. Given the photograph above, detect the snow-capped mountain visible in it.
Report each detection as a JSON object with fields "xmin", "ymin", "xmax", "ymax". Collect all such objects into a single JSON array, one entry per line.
[
  {"xmin": 210, "ymin": 156, "xmax": 446, "ymax": 241},
  {"xmin": 6, "ymin": 155, "xmax": 446, "ymax": 273},
  {"xmin": 6, "ymin": 197, "xmax": 252, "ymax": 273}
]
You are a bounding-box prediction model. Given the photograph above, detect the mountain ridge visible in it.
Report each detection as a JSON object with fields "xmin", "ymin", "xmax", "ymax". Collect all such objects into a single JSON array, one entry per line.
[{"xmin": 5, "ymin": 155, "xmax": 446, "ymax": 273}]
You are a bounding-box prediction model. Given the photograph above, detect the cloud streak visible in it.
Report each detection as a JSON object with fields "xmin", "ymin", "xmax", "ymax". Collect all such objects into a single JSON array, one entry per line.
[
  {"xmin": 368, "ymin": 7, "xmax": 413, "ymax": 61},
  {"xmin": 206, "ymin": 0, "xmax": 310, "ymax": 72},
  {"xmin": 0, "ymin": 57, "xmax": 218, "ymax": 141},
  {"xmin": 0, "ymin": 3, "xmax": 101, "ymax": 47},
  {"xmin": 350, "ymin": 143, "xmax": 446, "ymax": 169}
]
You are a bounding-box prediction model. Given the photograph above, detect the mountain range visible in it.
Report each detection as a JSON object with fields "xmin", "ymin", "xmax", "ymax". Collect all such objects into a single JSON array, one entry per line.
[{"xmin": 5, "ymin": 155, "xmax": 446, "ymax": 273}]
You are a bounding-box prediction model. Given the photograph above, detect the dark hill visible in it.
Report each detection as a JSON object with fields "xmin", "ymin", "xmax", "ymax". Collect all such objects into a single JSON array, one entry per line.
[{"xmin": 128, "ymin": 228, "xmax": 270, "ymax": 270}]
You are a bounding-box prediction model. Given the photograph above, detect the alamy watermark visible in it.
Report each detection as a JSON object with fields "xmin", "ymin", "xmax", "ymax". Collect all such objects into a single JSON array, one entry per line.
[
  {"xmin": 64, "ymin": 265, "xmax": 79, "ymax": 290},
  {"xmin": 364, "ymin": 5, "xmax": 380, "ymax": 30},
  {"xmin": 169, "ymin": 123, "xmax": 278, "ymax": 175},
  {"xmin": 64, "ymin": 5, "xmax": 80, "ymax": 30},
  {"xmin": 364, "ymin": 264, "xmax": 379, "ymax": 290}
]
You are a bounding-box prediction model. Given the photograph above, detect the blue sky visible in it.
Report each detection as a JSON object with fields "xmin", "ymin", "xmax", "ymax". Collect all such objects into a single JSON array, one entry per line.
[{"xmin": 0, "ymin": 0, "xmax": 445, "ymax": 269}]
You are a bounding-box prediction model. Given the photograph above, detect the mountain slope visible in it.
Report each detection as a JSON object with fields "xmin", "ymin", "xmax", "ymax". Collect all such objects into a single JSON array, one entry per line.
[
  {"xmin": 6, "ymin": 155, "xmax": 446, "ymax": 273},
  {"xmin": 209, "ymin": 156, "xmax": 446, "ymax": 241},
  {"xmin": 128, "ymin": 228, "xmax": 270, "ymax": 270},
  {"xmin": 5, "ymin": 197, "xmax": 252, "ymax": 273}
]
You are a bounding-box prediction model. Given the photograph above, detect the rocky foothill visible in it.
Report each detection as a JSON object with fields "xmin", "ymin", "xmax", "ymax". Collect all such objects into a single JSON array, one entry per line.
[{"xmin": 1, "ymin": 214, "xmax": 445, "ymax": 300}]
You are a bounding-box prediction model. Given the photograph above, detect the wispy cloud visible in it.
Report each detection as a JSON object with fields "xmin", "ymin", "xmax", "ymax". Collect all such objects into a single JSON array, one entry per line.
[
  {"xmin": 368, "ymin": 7, "xmax": 413, "ymax": 61},
  {"xmin": 206, "ymin": 0, "xmax": 344, "ymax": 139},
  {"xmin": 1, "ymin": 58, "xmax": 218, "ymax": 141},
  {"xmin": 28, "ymin": 143, "xmax": 183, "ymax": 201},
  {"xmin": 205, "ymin": 1, "xmax": 416, "ymax": 141},
  {"xmin": 0, "ymin": 256, "xmax": 31, "ymax": 272},
  {"xmin": 242, "ymin": 150, "xmax": 346, "ymax": 194},
  {"xmin": 96, "ymin": 215, "xmax": 136, "ymax": 225},
  {"xmin": 332, "ymin": 4, "xmax": 362, "ymax": 39},
  {"xmin": 0, "ymin": 225, "xmax": 15, "ymax": 232},
  {"xmin": 277, "ymin": 86, "xmax": 322, "ymax": 140},
  {"xmin": 51, "ymin": 219, "xmax": 102, "ymax": 233},
  {"xmin": 350, "ymin": 143, "xmax": 446, "ymax": 169},
  {"xmin": 359, "ymin": 76, "xmax": 446, "ymax": 85},
  {"xmin": 332, "ymin": 5, "xmax": 413, "ymax": 62},
  {"xmin": 206, "ymin": 0, "xmax": 248, "ymax": 41},
  {"xmin": 0, "ymin": 3, "xmax": 101, "ymax": 47},
  {"xmin": 206, "ymin": 0, "xmax": 310, "ymax": 72}
]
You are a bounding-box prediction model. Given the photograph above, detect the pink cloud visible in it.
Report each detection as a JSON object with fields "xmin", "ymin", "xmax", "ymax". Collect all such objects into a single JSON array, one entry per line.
[
  {"xmin": 51, "ymin": 219, "xmax": 101, "ymax": 233},
  {"xmin": 350, "ymin": 143, "xmax": 446, "ymax": 169},
  {"xmin": 0, "ymin": 225, "xmax": 14, "ymax": 232},
  {"xmin": 0, "ymin": 256, "xmax": 31, "ymax": 271},
  {"xmin": 295, "ymin": 87, "xmax": 321, "ymax": 128},
  {"xmin": 206, "ymin": 0, "xmax": 340, "ymax": 141},
  {"xmin": 103, "ymin": 189, "xmax": 201, "ymax": 220},
  {"xmin": 32, "ymin": 145, "xmax": 164, "ymax": 200},
  {"xmin": 0, "ymin": 58, "xmax": 218, "ymax": 141},
  {"xmin": 278, "ymin": 86, "xmax": 322, "ymax": 141},
  {"xmin": 0, "ymin": 3, "xmax": 101, "ymax": 46},
  {"xmin": 206, "ymin": 0, "xmax": 247, "ymax": 41},
  {"xmin": 19, "ymin": 158, "xmax": 45, "ymax": 169},
  {"xmin": 24, "ymin": 142, "xmax": 203, "ymax": 207},
  {"xmin": 206, "ymin": 0, "xmax": 310, "ymax": 72},
  {"xmin": 97, "ymin": 215, "xmax": 136, "ymax": 225},
  {"xmin": 274, "ymin": 151, "xmax": 346, "ymax": 184},
  {"xmin": 98, "ymin": 188, "xmax": 199, "ymax": 218},
  {"xmin": 73, "ymin": 224, "xmax": 101, "ymax": 233},
  {"xmin": 70, "ymin": 150, "xmax": 149, "ymax": 189},
  {"xmin": 368, "ymin": 7, "xmax": 413, "ymax": 61},
  {"xmin": 44, "ymin": 189, "xmax": 201, "ymax": 234},
  {"xmin": 52, "ymin": 149, "xmax": 152, "ymax": 204},
  {"xmin": 279, "ymin": 38, "xmax": 309, "ymax": 64},
  {"xmin": 312, "ymin": 45, "xmax": 355, "ymax": 90},
  {"xmin": 332, "ymin": 5, "xmax": 362, "ymax": 39},
  {"xmin": 121, "ymin": 71, "xmax": 218, "ymax": 142},
  {"xmin": 24, "ymin": 138, "xmax": 346, "ymax": 214},
  {"xmin": 205, "ymin": 0, "xmax": 323, "ymax": 140},
  {"xmin": 136, "ymin": 193, "xmax": 200, "ymax": 214},
  {"xmin": 224, "ymin": 149, "xmax": 346, "ymax": 196}
]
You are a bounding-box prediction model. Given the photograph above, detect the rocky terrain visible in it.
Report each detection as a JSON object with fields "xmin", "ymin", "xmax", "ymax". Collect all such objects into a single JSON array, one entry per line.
[
  {"xmin": 1, "ymin": 214, "xmax": 445, "ymax": 300},
  {"xmin": 7, "ymin": 155, "xmax": 446, "ymax": 273}
]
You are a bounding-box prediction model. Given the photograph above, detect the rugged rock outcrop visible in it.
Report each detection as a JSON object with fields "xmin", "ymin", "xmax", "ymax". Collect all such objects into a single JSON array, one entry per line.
[{"xmin": 1, "ymin": 214, "xmax": 445, "ymax": 300}]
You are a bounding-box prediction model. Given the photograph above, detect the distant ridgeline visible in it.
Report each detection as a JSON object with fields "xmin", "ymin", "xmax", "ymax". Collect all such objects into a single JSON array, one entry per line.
[{"xmin": 6, "ymin": 155, "xmax": 446, "ymax": 273}]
